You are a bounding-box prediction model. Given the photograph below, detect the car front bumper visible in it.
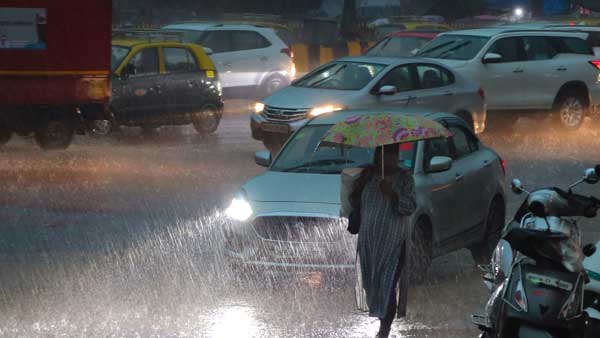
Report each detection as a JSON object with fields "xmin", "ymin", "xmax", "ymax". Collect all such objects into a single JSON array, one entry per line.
[{"xmin": 249, "ymin": 112, "xmax": 309, "ymax": 141}]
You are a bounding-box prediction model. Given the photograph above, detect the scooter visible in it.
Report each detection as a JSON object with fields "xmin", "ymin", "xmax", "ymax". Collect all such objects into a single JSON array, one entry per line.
[
  {"xmin": 472, "ymin": 165, "xmax": 600, "ymax": 338},
  {"xmin": 583, "ymin": 240, "xmax": 600, "ymax": 337}
]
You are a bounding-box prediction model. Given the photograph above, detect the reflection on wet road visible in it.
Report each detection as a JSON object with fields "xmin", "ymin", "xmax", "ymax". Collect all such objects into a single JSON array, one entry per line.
[{"xmin": 0, "ymin": 111, "xmax": 599, "ymax": 338}]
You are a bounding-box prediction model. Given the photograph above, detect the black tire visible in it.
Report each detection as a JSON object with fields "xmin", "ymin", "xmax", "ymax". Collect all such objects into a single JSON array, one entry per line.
[
  {"xmin": 553, "ymin": 90, "xmax": 588, "ymax": 131},
  {"xmin": 35, "ymin": 118, "xmax": 75, "ymax": 150},
  {"xmin": 409, "ymin": 217, "xmax": 433, "ymax": 283},
  {"xmin": 260, "ymin": 74, "xmax": 287, "ymax": 98},
  {"xmin": 470, "ymin": 198, "xmax": 505, "ymax": 265},
  {"xmin": 262, "ymin": 134, "xmax": 286, "ymax": 155},
  {"xmin": 192, "ymin": 105, "xmax": 220, "ymax": 134},
  {"xmin": 0, "ymin": 120, "xmax": 11, "ymax": 146}
]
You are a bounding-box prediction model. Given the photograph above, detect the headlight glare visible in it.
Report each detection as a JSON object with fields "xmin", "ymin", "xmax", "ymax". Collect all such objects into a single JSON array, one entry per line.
[
  {"xmin": 225, "ymin": 197, "xmax": 253, "ymax": 221},
  {"xmin": 254, "ymin": 102, "xmax": 265, "ymax": 114},
  {"xmin": 309, "ymin": 105, "xmax": 344, "ymax": 117}
]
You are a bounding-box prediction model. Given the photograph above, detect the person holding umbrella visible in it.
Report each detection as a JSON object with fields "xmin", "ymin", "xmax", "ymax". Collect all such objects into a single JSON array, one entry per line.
[{"xmin": 323, "ymin": 113, "xmax": 451, "ymax": 338}]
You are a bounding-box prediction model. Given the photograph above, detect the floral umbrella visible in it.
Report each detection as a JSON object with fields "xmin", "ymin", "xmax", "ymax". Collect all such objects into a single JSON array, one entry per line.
[
  {"xmin": 321, "ymin": 113, "xmax": 452, "ymax": 148},
  {"xmin": 321, "ymin": 113, "xmax": 452, "ymax": 178}
]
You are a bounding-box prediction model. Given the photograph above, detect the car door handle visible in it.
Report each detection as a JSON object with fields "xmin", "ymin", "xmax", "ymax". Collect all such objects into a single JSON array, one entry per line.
[
  {"xmin": 556, "ymin": 66, "xmax": 567, "ymax": 72},
  {"xmin": 455, "ymin": 173, "xmax": 464, "ymax": 181},
  {"xmin": 513, "ymin": 69, "xmax": 524, "ymax": 73}
]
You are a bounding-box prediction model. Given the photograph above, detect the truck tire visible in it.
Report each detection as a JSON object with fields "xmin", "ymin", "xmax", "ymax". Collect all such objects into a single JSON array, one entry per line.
[
  {"xmin": 193, "ymin": 105, "xmax": 220, "ymax": 134},
  {"xmin": 0, "ymin": 120, "xmax": 11, "ymax": 146},
  {"xmin": 35, "ymin": 118, "xmax": 75, "ymax": 150},
  {"xmin": 554, "ymin": 90, "xmax": 588, "ymax": 130}
]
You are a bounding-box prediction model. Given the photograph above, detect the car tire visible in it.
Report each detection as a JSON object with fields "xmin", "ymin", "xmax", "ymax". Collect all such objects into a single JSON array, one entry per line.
[
  {"xmin": 553, "ymin": 90, "xmax": 588, "ymax": 131},
  {"xmin": 262, "ymin": 134, "xmax": 286, "ymax": 155},
  {"xmin": 0, "ymin": 120, "xmax": 11, "ymax": 146},
  {"xmin": 470, "ymin": 197, "xmax": 505, "ymax": 265},
  {"xmin": 193, "ymin": 105, "xmax": 220, "ymax": 134},
  {"xmin": 409, "ymin": 217, "xmax": 433, "ymax": 283},
  {"xmin": 35, "ymin": 116, "xmax": 75, "ymax": 150},
  {"xmin": 260, "ymin": 74, "xmax": 287, "ymax": 98}
]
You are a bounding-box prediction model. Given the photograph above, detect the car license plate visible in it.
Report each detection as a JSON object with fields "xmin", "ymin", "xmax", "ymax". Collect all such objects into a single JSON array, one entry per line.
[
  {"xmin": 262, "ymin": 123, "xmax": 289, "ymax": 134},
  {"xmin": 527, "ymin": 273, "xmax": 573, "ymax": 291}
]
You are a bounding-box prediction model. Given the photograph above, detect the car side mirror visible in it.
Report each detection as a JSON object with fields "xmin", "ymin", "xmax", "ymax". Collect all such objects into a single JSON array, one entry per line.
[
  {"xmin": 254, "ymin": 150, "xmax": 271, "ymax": 167},
  {"xmin": 583, "ymin": 243, "xmax": 597, "ymax": 257},
  {"xmin": 584, "ymin": 167, "xmax": 600, "ymax": 184},
  {"xmin": 429, "ymin": 156, "xmax": 452, "ymax": 173},
  {"xmin": 482, "ymin": 52, "xmax": 502, "ymax": 64},
  {"xmin": 378, "ymin": 85, "xmax": 397, "ymax": 96},
  {"xmin": 511, "ymin": 179, "xmax": 524, "ymax": 194},
  {"xmin": 203, "ymin": 47, "xmax": 214, "ymax": 55}
]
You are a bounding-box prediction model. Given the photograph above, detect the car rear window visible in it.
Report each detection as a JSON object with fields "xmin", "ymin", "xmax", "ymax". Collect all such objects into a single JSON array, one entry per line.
[{"xmin": 560, "ymin": 37, "xmax": 593, "ymax": 55}]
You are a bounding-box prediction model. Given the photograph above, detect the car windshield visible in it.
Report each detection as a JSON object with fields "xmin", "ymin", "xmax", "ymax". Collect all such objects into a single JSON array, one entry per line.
[
  {"xmin": 111, "ymin": 46, "xmax": 130, "ymax": 72},
  {"xmin": 293, "ymin": 62, "xmax": 386, "ymax": 90},
  {"xmin": 367, "ymin": 36, "xmax": 433, "ymax": 57},
  {"xmin": 418, "ymin": 34, "xmax": 490, "ymax": 60},
  {"xmin": 271, "ymin": 125, "xmax": 416, "ymax": 174}
]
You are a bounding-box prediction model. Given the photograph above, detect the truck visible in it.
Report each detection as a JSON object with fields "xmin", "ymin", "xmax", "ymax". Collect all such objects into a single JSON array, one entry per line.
[{"xmin": 0, "ymin": 0, "xmax": 112, "ymax": 150}]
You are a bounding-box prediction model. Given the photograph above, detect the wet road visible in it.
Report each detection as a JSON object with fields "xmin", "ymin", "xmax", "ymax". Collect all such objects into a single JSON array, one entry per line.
[{"xmin": 0, "ymin": 107, "xmax": 599, "ymax": 338}]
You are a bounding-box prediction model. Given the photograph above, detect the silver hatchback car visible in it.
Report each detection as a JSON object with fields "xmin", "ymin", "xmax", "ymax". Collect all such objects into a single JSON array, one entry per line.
[
  {"xmin": 251, "ymin": 56, "xmax": 487, "ymax": 153},
  {"xmin": 224, "ymin": 109, "xmax": 506, "ymax": 273}
]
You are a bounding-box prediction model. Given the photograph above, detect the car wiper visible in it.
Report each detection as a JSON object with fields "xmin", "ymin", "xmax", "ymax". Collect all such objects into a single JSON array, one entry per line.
[
  {"xmin": 283, "ymin": 158, "xmax": 356, "ymax": 172},
  {"xmin": 436, "ymin": 41, "xmax": 472, "ymax": 58},
  {"xmin": 418, "ymin": 40, "xmax": 455, "ymax": 56}
]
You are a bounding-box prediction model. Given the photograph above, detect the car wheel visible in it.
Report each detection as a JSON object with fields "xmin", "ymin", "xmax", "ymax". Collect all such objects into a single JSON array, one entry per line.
[
  {"xmin": 260, "ymin": 74, "xmax": 287, "ymax": 98},
  {"xmin": 262, "ymin": 134, "xmax": 286, "ymax": 155},
  {"xmin": 470, "ymin": 198, "xmax": 505, "ymax": 265},
  {"xmin": 35, "ymin": 117, "xmax": 75, "ymax": 150},
  {"xmin": 193, "ymin": 105, "xmax": 220, "ymax": 134},
  {"xmin": 0, "ymin": 120, "xmax": 11, "ymax": 146},
  {"xmin": 554, "ymin": 91, "xmax": 587, "ymax": 130},
  {"xmin": 410, "ymin": 217, "xmax": 433, "ymax": 283}
]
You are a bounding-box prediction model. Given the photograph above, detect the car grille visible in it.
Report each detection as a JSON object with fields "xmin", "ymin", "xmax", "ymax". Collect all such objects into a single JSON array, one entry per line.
[
  {"xmin": 263, "ymin": 105, "xmax": 309, "ymax": 122},
  {"xmin": 253, "ymin": 216, "xmax": 347, "ymax": 243}
]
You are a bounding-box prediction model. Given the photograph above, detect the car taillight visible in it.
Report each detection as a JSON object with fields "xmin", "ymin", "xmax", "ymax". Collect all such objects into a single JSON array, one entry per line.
[
  {"xmin": 500, "ymin": 158, "xmax": 506, "ymax": 176},
  {"xmin": 281, "ymin": 48, "xmax": 293, "ymax": 58},
  {"xmin": 589, "ymin": 60, "xmax": 600, "ymax": 70},
  {"xmin": 478, "ymin": 87, "xmax": 485, "ymax": 100}
]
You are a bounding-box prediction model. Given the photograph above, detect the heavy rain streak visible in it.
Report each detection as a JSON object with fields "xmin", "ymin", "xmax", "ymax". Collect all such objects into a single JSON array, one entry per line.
[{"xmin": 1, "ymin": 1, "xmax": 600, "ymax": 338}]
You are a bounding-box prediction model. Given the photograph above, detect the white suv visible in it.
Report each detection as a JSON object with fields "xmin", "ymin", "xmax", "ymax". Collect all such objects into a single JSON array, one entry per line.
[
  {"xmin": 418, "ymin": 28, "xmax": 600, "ymax": 130},
  {"xmin": 162, "ymin": 23, "xmax": 295, "ymax": 98}
]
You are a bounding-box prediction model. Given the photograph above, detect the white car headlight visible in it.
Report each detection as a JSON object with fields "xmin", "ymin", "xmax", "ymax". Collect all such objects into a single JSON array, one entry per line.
[
  {"xmin": 254, "ymin": 102, "xmax": 265, "ymax": 114},
  {"xmin": 225, "ymin": 195, "xmax": 253, "ymax": 221},
  {"xmin": 309, "ymin": 105, "xmax": 344, "ymax": 117}
]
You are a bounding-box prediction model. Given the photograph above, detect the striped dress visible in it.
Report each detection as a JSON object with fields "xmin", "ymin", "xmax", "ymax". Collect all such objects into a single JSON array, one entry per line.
[{"xmin": 357, "ymin": 171, "xmax": 416, "ymax": 319}]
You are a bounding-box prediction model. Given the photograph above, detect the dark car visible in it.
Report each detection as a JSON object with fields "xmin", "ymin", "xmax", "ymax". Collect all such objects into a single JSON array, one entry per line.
[{"xmin": 110, "ymin": 39, "xmax": 223, "ymax": 134}]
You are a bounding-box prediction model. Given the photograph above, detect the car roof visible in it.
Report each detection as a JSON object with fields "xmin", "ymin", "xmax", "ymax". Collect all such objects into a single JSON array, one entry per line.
[
  {"xmin": 163, "ymin": 23, "xmax": 272, "ymax": 32},
  {"xmin": 307, "ymin": 109, "xmax": 461, "ymax": 127},
  {"xmin": 111, "ymin": 39, "xmax": 195, "ymax": 49},
  {"xmin": 388, "ymin": 31, "xmax": 438, "ymax": 39},
  {"xmin": 441, "ymin": 26, "xmax": 589, "ymax": 38},
  {"xmin": 335, "ymin": 55, "xmax": 450, "ymax": 68}
]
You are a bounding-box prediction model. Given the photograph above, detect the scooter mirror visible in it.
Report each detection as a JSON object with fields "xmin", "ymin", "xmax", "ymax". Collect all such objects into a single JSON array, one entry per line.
[
  {"xmin": 583, "ymin": 243, "xmax": 597, "ymax": 257},
  {"xmin": 584, "ymin": 168, "xmax": 600, "ymax": 184},
  {"xmin": 511, "ymin": 179, "xmax": 524, "ymax": 194}
]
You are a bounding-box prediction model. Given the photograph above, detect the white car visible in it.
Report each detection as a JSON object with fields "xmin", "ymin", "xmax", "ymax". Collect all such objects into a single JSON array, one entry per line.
[
  {"xmin": 224, "ymin": 109, "xmax": 506, "ymax": 272},
  {"xmin": 418, "ymin": 28, "xmax": 600, "ymax": 130},
  {"xmin": 162, "ymin": 23, "xmax": 295, "ymax": 98}
]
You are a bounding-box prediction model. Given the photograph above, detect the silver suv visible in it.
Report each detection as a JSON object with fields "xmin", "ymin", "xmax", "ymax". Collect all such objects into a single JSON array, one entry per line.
[
  {"xmin": 224, "ymin": 109, "xmax": 506, "ymax": 272},
  {"xmin": 418, "ymin": 28, "xmax": 600, "ymax": 130},
  {"xmin": 162, "ymin": 23, "xmax": 294, "ymax": 98}
]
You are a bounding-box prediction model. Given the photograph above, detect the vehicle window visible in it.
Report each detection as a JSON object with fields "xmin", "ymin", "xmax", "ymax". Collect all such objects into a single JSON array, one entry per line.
[
  {"xmin": 111, "ymin": 46, "xmax": 130, "ymax": 72},
  {"xmin": 418, "ymin": 34, "xmax": 490, "ymax": 60},
  {"xmin": 587, "ymin": 32, "xmax": 600, "ymax": 48},
  {"xmin": 424, "ymin": 138, "xmax": 452, "ymax": 171},
  {"xmin": 377, "ymin": 65, "xmax": 415, "ymax": 92},
  {"xmin": 487, "ymin": 37, "xmax": 522, "ymax": 62},
  {"xmin": 293, "ymin": 61, "xmax": 386, "ymax": 90},
  {"xmin": 231, "ymin": 31, "xmax": 271, "ymax": 51},
  {"xmin": 522, "ymin": 36, "xmax": 557, "ymax": 61},
  {"xmin": 560, "ymin": 37, "xmax": 593, "ymax": 55},
  {"xmin": 366, "ymin": 36, "xmax": 432, "ymax": 57},
  {"xmin": 129, "ymin": 48, "xmax": 159, "ymax": 75},
  {"xmin": 449, "ymin": 126, "xmax": 479, "ymax": 158},
  {"xmin": 416, "ymin": 65, "xmax": 453, "ymax": 89},
  {"xmin": 164, "ymin": 48, "xmax": 199, "ymax": 73},
  {"xmin": 199, "ymin": 31, "xmax": 231, "ymax": 53}
]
